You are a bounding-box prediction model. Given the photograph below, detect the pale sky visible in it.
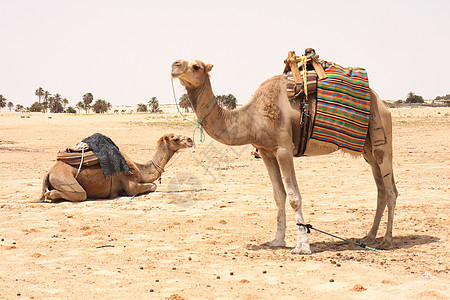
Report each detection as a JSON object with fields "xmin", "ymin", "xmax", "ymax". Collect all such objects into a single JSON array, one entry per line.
[{"xmin": 1, "ymin": 0, "xmax": 449, "ymax": 107}]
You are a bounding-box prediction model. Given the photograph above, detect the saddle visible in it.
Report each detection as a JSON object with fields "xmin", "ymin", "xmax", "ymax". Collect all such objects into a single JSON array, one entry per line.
[
  {"xmin": 283, "ymin": 48, "xmax": 327, "ymax": 156},
  {"xmin": 57, "ymin": 142, "xmax": 99, "ymax": 167}
]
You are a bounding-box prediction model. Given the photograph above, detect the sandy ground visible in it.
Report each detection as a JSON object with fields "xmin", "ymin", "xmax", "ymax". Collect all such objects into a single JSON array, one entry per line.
[{"xmin": 0, "ymin": 107, "xmax": 449, "ymax": 299}]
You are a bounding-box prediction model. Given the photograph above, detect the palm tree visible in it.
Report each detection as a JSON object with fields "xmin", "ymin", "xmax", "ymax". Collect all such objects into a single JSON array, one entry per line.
[
  {"xmin": 137, "ymin": 103, "xmax": 148, "ymax": 112},
  {"xmin": 50, "ymin": 94, "xmax": 64, "ymax": 113},
  {"xmin": 42, "ymin": 101, "xmax": 48, "ymax": 113},
  {"xmin": 16, "ymin": 104, "xmax": 24, "ymax": 112},
  {"xmin": 0, "ymin": 94, "xmax": 6, "ymax": 109},
  {"xmin": 76, "ymin": 101, "xmax": 85, "ymax": 113},
  {"xmin": 406, "ymin": 91, "xmax": 424, "ymax": 104},
  {"xmin": 8, "ymin": 101, "xmax": 14, "ymax": 111},
  {"xmin": 92, "ymin": 99, "xmax": 111, "ymax": 113},
  {"xmin": 148, "ymin": 97, "xmax": 159, "ymax": 113},
  {"xmin": 217, "ymin": 94, "xmax": 237, "ymax": 110},
  {"xmin": 178, "ymin": 93, "xmax": 192, "ymax": 113},
  {"xmin": 82, "ymin": 93, "xmax": 94, "ymax": 113},
  {"xmin": 43, "ymin": 90, "xmax": 51, "ymax": 103},
  {"xmin": 47, "ymin": 96, "xmax": 55, "ymax": 112},
  {"xmin": 35, "ymin": 87, "xmax": 44, "ymax": 104},
  {"xmin": 62, "ymin": 98, "xmax": 69, "ymax": 109},
  {"xmin": 30, "ymin": 102, "xmax": 42, "ymax": 112}
]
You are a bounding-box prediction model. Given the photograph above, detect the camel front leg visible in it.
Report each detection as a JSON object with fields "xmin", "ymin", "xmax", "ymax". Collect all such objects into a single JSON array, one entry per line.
[
  {"xmin": 276, "ymin": 147, "xmax": 311, "ymax": 254},
  {"xmin": 258, "ymin": 149, "xmax": 286, "ymax": 247},
  {"xmin": 121, "ymin": 178, "xmax": 157, "ymax": 196}
]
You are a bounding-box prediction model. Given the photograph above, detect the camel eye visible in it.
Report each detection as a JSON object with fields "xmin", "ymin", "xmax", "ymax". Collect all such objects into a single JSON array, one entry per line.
[{"xmin": 193, "ymin": 65, "xmax": 200, "ymax": 71}]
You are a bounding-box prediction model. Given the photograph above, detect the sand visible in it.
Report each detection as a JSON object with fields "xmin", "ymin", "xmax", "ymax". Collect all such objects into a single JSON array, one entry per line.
[{"xmin": 0, "ymin": 107, "xmax": 449, "ymax": 299}]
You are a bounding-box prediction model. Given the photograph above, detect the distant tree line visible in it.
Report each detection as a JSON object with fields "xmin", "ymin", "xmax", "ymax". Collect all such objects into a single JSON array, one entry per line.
[
  {"xmin": 137, "ymin": 97, "xmax": 161, "ymax": 113},
  {"xmin": 32, "ymin": 87, "xmax": 69, "ymax": 113},
  {"xmin": 30, "ymin": 88, "xmax": 111, "ymax": 113},
  {"xmin": 177, "ymin": 93, "xmax": 237, "ymax": 112},
  {"xmin": 386, "ymin": 91, "xmax": 450, "ymax": 107},
  {"xmin": 434, "ymin": 94, "xmax": 450, "ymax": 100},
  {"xmin": 393, "ymin": 91, "xmax": 425, "ymax": 104},
  {"xmin": 0, "ymin": 94, "xmax": 15, "ymax": 111}
]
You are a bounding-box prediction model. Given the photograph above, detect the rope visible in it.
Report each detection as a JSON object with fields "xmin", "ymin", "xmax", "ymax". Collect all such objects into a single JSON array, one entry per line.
[
  {"xmin": 124, "ymin": 195, "xmax": 135, "ymax": 204},
  {"xmin": 171, "ymin": 77, "xmax": 197, "ymax": 126},
  {"xmin": 170, "ymin": 77, "xmax": 216, "ymax": 147},
  {"xmin": 75, "ymin": 148, "xmax": 85, "ymax": 179},
  {"xmin": 299, "ymin": 55, "xmax": 309, "ymax": 102},
  {"xmin": 297, "ymin": 223, "xmax": 379, "ymax": 252}
]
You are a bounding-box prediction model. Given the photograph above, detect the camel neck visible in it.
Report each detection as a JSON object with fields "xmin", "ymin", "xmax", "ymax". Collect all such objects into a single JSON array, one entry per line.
[
  {"xmin": 136, "ymin": 142, "xmax": 175, "ymax": 182},
  {"xmin": 187, "ymin": 77, "xmax": 253, "ymax": 146}
]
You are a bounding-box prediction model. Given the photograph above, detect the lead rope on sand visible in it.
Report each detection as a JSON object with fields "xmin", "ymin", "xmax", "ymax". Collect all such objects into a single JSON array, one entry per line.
[{"xmin": 297, "ymin": 223, "xmax": 379, "ymax": 252}]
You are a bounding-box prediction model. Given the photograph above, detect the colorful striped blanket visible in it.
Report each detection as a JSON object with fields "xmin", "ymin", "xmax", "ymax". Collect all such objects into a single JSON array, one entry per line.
[{"xmin": 310, "ymin": 61, "xmax": 371, "ymax": 152}]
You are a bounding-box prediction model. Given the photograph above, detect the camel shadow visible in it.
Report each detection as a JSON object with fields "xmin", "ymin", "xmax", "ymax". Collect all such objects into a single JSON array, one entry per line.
[
  {"xmin": 247, "ymin": 234, "xmax": 439, "ymax": 253},
  {"xmin": 36, "ymin": 188, "xmax": 212, "ymax": 204},
  {"xmin": 308, "ymin": 234, "xmax": 439, "ymax": 253}
]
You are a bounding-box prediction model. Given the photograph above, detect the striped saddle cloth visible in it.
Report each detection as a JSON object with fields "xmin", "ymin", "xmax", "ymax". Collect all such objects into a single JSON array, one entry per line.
[{"xmin": 310, "ymin": 60, "xmax": 371, "ymax": 152}]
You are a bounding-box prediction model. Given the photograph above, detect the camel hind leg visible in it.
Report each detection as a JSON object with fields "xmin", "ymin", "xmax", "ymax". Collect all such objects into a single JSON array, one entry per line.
[
  {"xmin": 44, "ymin": 165, "xmax": 87, "ymax": 202},
  {"xmin": 362, "ymin": 90, "xmax": 398, "ymax": 249}
]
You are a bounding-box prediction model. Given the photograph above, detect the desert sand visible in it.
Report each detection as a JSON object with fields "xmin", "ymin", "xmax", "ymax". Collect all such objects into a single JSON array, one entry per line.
[{"xmin": 0, "ymin": 107, "xmax": 449, "ymax": 299}]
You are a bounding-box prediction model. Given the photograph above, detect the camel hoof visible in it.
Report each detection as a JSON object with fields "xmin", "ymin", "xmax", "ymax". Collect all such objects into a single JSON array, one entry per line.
[
  {"xmin": 378, "ymin": 239, "xmax": 393, "ymax": 250},
  {"xmin": 291, "ymin": 244, "xmax": 312, "ymax": 255},
  {"xmin": 43, "ymin": 191, "xmax": 54, "ymax": 201},
  {"xmin": 263, "ymin": 239, "xmax": 286, "ymax": 248},
  {"xmin": 361, "ymin": 234, "xmax": 376, "ymax": 244}
]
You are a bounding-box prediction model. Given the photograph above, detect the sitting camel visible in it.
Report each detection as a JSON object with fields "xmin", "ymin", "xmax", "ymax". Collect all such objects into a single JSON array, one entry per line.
[
  {"xmin": 171, "ymin": 57, "xmax": 398, "ymax": 253},
  {"xmin": 41, "ymin": 133, "xmax": 193, "ymax": 202}
]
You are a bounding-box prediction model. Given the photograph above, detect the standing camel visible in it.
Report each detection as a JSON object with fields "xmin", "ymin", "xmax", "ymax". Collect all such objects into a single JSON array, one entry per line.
[
  {"xmin": 171, "ymin": 58, "xmax": 398, "ymax": 253},
  {"xmin": 41, "ymin": 133, "xmax": 193, "ymax": 202}
]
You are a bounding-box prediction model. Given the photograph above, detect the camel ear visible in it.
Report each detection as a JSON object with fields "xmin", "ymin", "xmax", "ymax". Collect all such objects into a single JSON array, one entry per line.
[
  {"xmin": 165, "ymin": 133, "xmax": 175, "ymax": 141},
  {"xmin": 205, "ymin": 64, "xmax": 214, "ymax": 73}
]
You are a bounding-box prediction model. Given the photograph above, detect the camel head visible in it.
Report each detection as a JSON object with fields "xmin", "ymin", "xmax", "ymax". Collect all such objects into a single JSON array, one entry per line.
[
  {"xmin": 171, "ymin": 59, "xmax": 214, "ymax": 89},
  {"xmin": 158, "ymin": 133, "xmax": 193, "ymax": 152}
]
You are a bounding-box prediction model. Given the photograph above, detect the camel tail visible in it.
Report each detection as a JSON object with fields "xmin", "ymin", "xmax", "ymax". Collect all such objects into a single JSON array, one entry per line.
[{"xmin": 40, "ymin": 172, "xmax": 50, "ymax": 202}]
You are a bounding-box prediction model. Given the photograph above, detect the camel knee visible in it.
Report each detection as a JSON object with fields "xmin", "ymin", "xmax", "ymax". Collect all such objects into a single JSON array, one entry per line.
[
  {"xmin": 373, "ymin": 148, "xmax": 384, "ymax": 165},
  {"xmin": 289, "ymin": 197, "xmax": 302, "ymax": 211}
]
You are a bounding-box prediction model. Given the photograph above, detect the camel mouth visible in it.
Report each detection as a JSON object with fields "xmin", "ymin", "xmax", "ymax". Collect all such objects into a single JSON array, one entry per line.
[
  {"xmin": 185, "ymin": 138, "xmax": 194, "ymax": 147},
  {"xmin": 171, "ymin": 60, "xmax": 187, "ymax": 79},
  {"xmin": 171, "ymin": 71, "xmax": 183, "ymax": 79}
]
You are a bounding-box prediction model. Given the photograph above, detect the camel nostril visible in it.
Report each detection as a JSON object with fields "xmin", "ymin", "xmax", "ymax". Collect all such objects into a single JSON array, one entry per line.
[
  {"xmin": 187, "ymin": 138, "xmax": 192, "ymax": 142},
  {"xmin": 173, "ymin": 60, "xmax": 182, "ymax": 67}
]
